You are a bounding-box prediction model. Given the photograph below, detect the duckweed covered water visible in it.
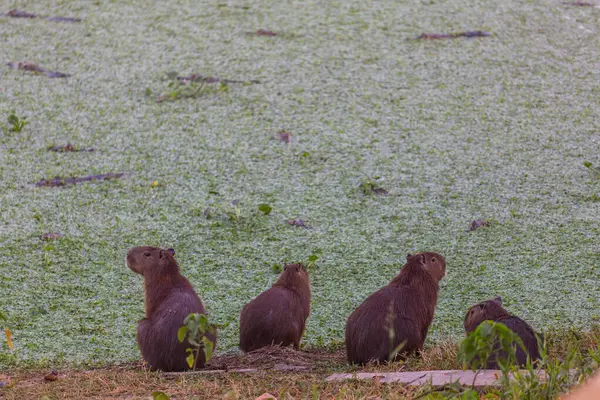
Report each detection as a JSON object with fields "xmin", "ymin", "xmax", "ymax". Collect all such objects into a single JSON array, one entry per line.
[{"xmin": 0, "ymin": 0, "xmax": 599, "ymax": 367}]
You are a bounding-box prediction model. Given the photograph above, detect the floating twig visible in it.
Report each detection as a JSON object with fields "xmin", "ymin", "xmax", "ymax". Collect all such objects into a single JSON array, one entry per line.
[
  {"xmin": 247, "ymin": 29, "xmax": 278, "ymax": 36},
  {"xmin": 563, "ymin": 1, "xmax": 595, "ymax": 6},
  {"xmin": 6, "ymin": 9, "xmax": 81, "ymax": 22},
  {"xmin": 416, "ymin": 31, "xmax": 491, "ymax": 40},
  {"xmin": 48, "ymin": 144, "xmax": 95, "ymax": 152},
  {"xmin": 176, "ymin": 73, "xmax": 260, "ymax": 85},
  {"xmin": 287, "ymin": 219, "xmax": 310, "ymax": 229},
  {"xmin": 41, "ymin": 232, "xmax": 63, "ymax": 241},
  {"xmin": 7, "ymin": 62, "xmax": 70, "ymax": 78},
  {"xmin": 277, "ymin": 131, "xmax": 292, "ymax": 144},
  {"xmin": 35, "ymin": 173, "xmax": 124, "ymax": 187},
  {"xmin": 469, "ymin": 219, "xmax": 491, "ymax": 231}
]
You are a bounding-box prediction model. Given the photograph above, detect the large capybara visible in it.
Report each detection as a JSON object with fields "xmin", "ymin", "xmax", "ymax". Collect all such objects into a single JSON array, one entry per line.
[
  {"xmin": 464, "ymin": 296, "xmax": 541, "ymax": 369},
  {"xmin": 345, "ymin": 252, "xmax": 446, "ymax": 365},
  {"xmin": 239, "ymin": 263, "xmax": 311, "ymax": 352},
  {"xmin": 126, "ymin": 246, "xmax": 216, "ymax": 371}
]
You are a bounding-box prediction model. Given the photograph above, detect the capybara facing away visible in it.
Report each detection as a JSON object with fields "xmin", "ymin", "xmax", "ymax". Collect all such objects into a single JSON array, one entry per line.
[
  {"xmin": 345, "ymin": 252, "xmax": 446, "ymax": 365},
  {"xmin": 239, "ymin": 263, "xmax": 311, "ymax": 352},
  {"xmin": 464, "ymin": 296, "xmax": 541, "ymax": 369},
  {"xmin": 127, "ymin": 246, "xmax": 217, "ymax": 371}
]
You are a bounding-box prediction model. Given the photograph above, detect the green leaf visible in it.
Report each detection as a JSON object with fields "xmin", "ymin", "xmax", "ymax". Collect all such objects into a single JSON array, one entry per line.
[
  {"xmin": 177, "ymin": 326, "xmax": 188, "ymax": 343},
  {"xmin": 198, "ymin": 314, "xmax": 209, "ymax": 332},
  {"xmin": 584, "ymin": 161, "xmax": 592, "ymax": 169},
  {"xmin": 152, "ymin": 391, "xmax": 171, "ymax": 400},
  {"xmin": 186, "ymin": 351, "xmax": 195, "ymax": 368},
  {"xmin": 202, "ymin": 336, "xmax": 214, "ymax": 363},
  {"xmin": 258, "ymin": 203, "xmax": 272, "ymax": 215}
]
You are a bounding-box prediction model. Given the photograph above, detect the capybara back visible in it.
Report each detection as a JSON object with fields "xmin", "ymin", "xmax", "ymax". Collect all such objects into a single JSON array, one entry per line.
[
  {"xmin": 345, "ymin": 252, "xmax": 446, "ymax": 365},
  {"xmin": 127, "ymin": 246, "xmax": 216, "ymax": 371},
  {"xmin": 240, "ymin": 263, "xmax": 310, "ymax": 352},
  {"xmin": 464, "ymin": 297, "xmax": 540, "ymax": 369}
]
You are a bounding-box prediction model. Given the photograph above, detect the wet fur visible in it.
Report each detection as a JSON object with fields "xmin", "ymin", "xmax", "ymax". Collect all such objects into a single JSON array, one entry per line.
[
  {"xmin": 345, "ymin": 252, "xmax": 446, "ymax": 365},
  {"xmin": 239, "ymin": 264, "xmax": 311, "ymax": 352},
  {"xmin": 464, "ymin": 297, "xmax": 541, "ymax": 369},
  {"xmin": 127, "ymin": 246, "xmax": 216, "ymax": 372}
]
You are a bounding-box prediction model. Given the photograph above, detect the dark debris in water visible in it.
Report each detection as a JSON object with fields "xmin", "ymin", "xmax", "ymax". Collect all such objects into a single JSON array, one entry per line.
[
  {"xmin": 287, "ymin": 219, "xmax": 310, "ymax": 228},
  {"xmin": 277, "ymin": 130, "xmax": 293, "ymax": 144},
  {"xmin": 48, "ymin": 144, "xmax": 95, "ymax": 152},
  {"xmin": 41, "ymin": 232, "xmax": 63, "ymax": 241},
  {"xmin": 416, "ymin": 31, "xmax": 491, "ymax": 40},
  {"xmin": 469, "ymin": 219, "xmax": 491, "ymax": 231},
  {"xmin": 247, "ymin": 29, "xmax": 278, "ymax": 37},
  {"xmin": 35, "ymin": 173, "xmax": 124, "ymax": 187},
  {"xmin": 359, "ymin": 181, "xmax": 389, "ymax": 196},
  {"xmin": 6, "ymin": 9, "xmax": 81, "ymax": 22},
  {"xmin": 7, "ymin": 62, "xmax": 70, "ymax": 78},
  {"xmin": 563, "ymin": 1, "xmax": 595, "ymax": 5},
  {"xmin": 7, "ymin": 9, "xmax": 36, "ymax": 18}
]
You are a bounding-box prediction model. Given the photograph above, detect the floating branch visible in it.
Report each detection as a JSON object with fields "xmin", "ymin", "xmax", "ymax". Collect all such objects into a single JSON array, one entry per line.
[
  {"xmin": 35, "ymin": 173, "xmax": 124, "ymax": 187},
  {"xmin": 47, "ymin": 144, "xmax": 95, "ymax": 152},
  {"xmin": 6, "ymin": 9, "xmax": 81, "ymax": 22},
  {"xmin": 247, "ymin": 29, "xmax": 278, "ymax": 36},
  {"xmin": 416, "ymin": 31, "xmax": 491, "ymax": 40},
  {"xmin": 7, "ymin": 62, "xmax": 70, "ymax": 78},
  {"xmin": 176, "ymin": 73, "xmax": 260, "ymax": 85}
]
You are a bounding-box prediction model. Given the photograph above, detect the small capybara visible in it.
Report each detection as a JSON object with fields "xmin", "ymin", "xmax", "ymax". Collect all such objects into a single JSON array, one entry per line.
[
  {"xmin": 239, "ymin": 263, "xmax": 311, "ymax": 352},
  {"xmin": 345, "ymin": 252, "xmax": 446, "ymax": 365},
  {"xmin": 126, "ymin": 246, "xmax": 217, "ymax": 371},
  {"xmin": 464, "ymin": 296, "xmax": 541, "ymax": 368}
]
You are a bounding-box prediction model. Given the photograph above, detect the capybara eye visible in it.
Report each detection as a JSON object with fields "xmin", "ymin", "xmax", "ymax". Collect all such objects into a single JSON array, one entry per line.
[
  {"xmin": 431, "ymin": 257, "xmax": 437, "ymax": 263},
  {"xmin": 144, "ymin": 252, "xmax": 151, "ymax": 257}
]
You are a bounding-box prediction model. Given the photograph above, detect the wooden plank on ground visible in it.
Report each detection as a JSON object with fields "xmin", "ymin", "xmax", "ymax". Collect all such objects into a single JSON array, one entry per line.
[{"xmin": 325, "ymin": 369, "xmax": 549, "ymax": 388}]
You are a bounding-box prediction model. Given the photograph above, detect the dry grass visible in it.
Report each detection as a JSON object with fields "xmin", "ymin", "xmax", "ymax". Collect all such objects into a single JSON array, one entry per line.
[
  {"xmin": 1, "ymin": 331, "xmax": 598, "ymax": 399},
  {"xmin": 1, "ymin": 367, "xmax": 423, "ymax": 400}
]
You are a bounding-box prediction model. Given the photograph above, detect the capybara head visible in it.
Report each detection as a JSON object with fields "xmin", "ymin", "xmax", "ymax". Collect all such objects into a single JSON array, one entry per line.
[
  {"xmin": 275, "ymin": 263, "xmax": 310, "ymax": 289},
  {"xmin": 126, "ymin": 246, "xmax": 177, "ymax": 276},
  {"xmin": 405, "ymin": 252, "xmax": 446, "ymax": 282},
  {"xmin": 464, "ymin": 296, "xmax": 509, "ymax": 333}
]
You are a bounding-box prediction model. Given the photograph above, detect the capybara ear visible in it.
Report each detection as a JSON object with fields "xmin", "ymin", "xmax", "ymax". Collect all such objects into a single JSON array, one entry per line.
[
  {"xmin": 166, "ymin": 248, "xmax": 175, "ymax": 256},
  {"xmin": 406, "ymin": 253, "xmax": 413, "ymax": 261},
  {"xmin": 492, "ymin": 296, "xmax": 502, "ymax": 306}
]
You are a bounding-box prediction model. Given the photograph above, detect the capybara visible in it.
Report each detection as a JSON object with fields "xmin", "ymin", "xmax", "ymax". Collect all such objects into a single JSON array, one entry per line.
[
  {"xmin": 464, "ymin": 296, "xmax": 541, "ymax": 368},
  {"xmin": 126, "ymin": 246, "xmax": 216, "ymax": 371},
  {"xmin": 345, "ymin": 252, "xmax": 446, "ymax": 365},
  {"xmin": 239, "ymin": 263, "xmax": 311, "ymax": 352}
]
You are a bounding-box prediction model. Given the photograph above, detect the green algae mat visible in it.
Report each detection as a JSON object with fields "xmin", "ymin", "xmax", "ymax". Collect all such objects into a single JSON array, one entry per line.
[{"xmin": 0, "ymin": 0, "xmax": 599, "ymax": 367}]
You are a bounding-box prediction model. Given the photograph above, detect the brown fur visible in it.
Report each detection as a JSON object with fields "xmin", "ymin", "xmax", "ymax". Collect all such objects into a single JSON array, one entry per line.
[
  {"xmin": 239, "ymin": 263, "xmax": 311, "ymax": 352},
  {"xmin": 464, "ymin": 297, "xmax": 541, "ymax": 368},
  {"xmin": 126, "ymin": 246, "xmax": 216, "ymax": 371},
  {"xmin": 345, "ymin": 252, "xmax": 446, "ymax": 365}
]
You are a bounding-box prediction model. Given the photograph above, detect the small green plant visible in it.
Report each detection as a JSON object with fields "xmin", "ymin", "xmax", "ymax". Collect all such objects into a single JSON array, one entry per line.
[
  {"xmin": 306, "ymin": 249, "xmax": 322, "ymax": 270},
  {"xmin": 257, "ymin": 203, "xmax": 272, "ymax": 215},
  {"xmin": 584, "ymin": 161, "xmax": 600, "ymax": 180},
  {"xmin": 419, "ymin": 322, "xmax": 600, "ymax": 399},
  {"xmin": 177, "ymin": 313, "xmax": 217, "ymax": 369},
  {"xmin": 152, "ymin": 392, "xmax": 171, "ymax": 400},
  {"xmin": 358, "ymin": 176, "xmax": 388, "ymax": 196},
  {"xmin": 6, "ymin": 111, "xmax": 28, "ymax": 133},
  {"xmin": 459, "ymin": 321, "xmax": 525, "ymax": 372}
]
